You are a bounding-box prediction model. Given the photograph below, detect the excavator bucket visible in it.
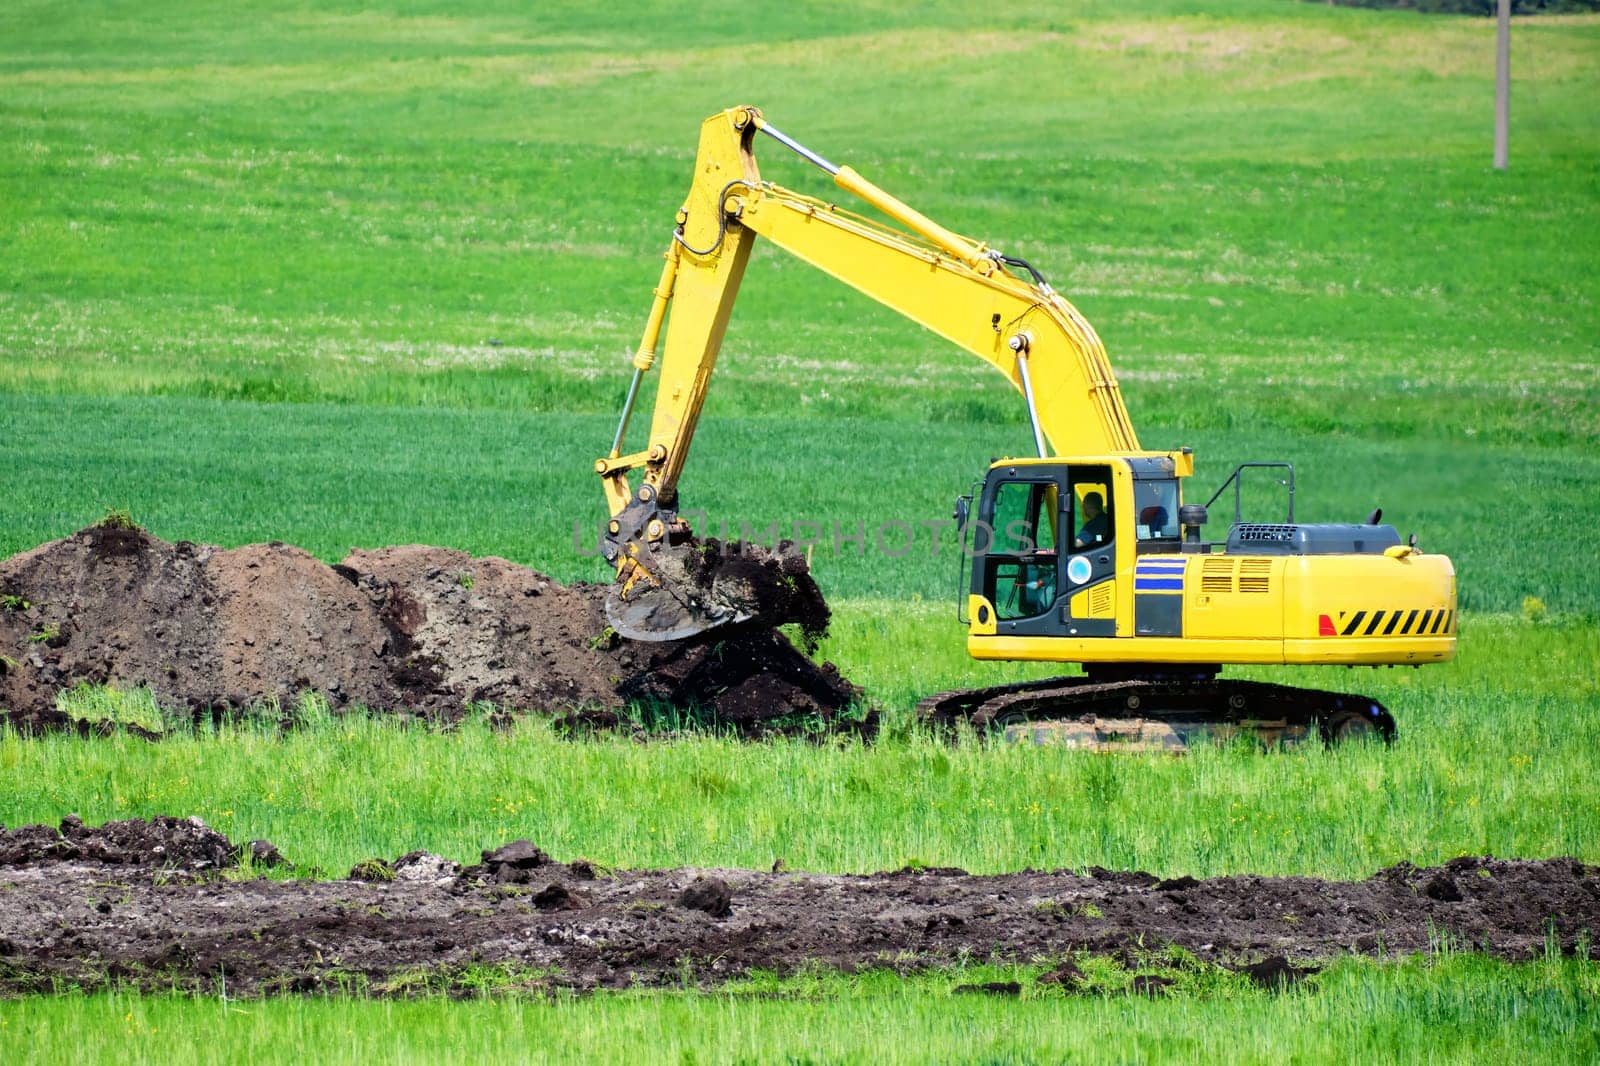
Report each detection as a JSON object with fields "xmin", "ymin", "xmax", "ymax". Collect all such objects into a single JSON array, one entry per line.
[
  {"xmin": 606, "ymin": 587, "xmax": 744, "ymax": 642},
  {"xmin": 604, "ymin": 535, "xmax": 829, "ymax": 645},
  {"xmin": 605, "ymin": 540, "xmax": 753, "ymax": 642}
]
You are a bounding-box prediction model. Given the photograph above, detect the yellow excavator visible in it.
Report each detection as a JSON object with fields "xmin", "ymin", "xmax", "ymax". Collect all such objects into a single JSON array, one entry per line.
[{"xmin": 594, "ymin": 106, "xmax": 1456, "ymax": 748}]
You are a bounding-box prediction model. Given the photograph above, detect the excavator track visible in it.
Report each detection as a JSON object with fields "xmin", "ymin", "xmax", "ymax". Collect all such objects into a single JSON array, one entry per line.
[{"xmin": 917, "ymin": 676, "xmax": 1395, "ymax": 752}]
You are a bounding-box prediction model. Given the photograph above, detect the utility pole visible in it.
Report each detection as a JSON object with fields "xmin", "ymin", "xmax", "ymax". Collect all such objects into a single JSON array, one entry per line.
[{"xmin": 1494, "ymin": 0, "xmax": 1510, "ymax": 171}]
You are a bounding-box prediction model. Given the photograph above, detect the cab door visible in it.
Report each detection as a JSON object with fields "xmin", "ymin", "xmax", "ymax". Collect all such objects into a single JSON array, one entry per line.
[
  {"xmin": 970, "ymin": 468, "xmax": 1068, "ymax": 637},
  {"xmin": 1061, "ymin": 465, "xmax": 1117, "ymax": 636}
]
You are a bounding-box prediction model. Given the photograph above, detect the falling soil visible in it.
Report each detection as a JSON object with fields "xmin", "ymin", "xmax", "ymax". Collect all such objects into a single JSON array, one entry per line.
[
  {"xmin": 0, "ymin": 525, "xmax": 861, "ymax": 736},
  {"xmin": 0, "ymin": 817, "xmax": 1594, "ymax": 997}
]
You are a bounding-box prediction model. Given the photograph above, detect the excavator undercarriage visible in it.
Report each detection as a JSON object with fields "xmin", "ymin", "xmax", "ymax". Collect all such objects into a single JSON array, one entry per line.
[{"xmin": 917, "ymin": 670, "xmax": 1396, "ymax": 751}]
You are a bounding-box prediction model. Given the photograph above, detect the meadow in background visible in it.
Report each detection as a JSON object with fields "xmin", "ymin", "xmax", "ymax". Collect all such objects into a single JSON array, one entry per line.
[{"xmin": 0, "ymin": 1, "xmax": 1596, "ymax": 1059}]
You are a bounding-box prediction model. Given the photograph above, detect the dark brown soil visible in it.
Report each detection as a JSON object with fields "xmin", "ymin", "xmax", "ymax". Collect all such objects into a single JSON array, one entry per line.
[
  {"xmin": 0, "ymin": 817, "xmax": 1594, "ymax": 997},
  {"xmin": 0, "ymin": 705, "xmax": 161, "ymax": 741},
  {"xmin": 0, "ymin": 815, "xmax": 237, "ymax": 871},
  {"xmin": 0, "ymin": 526, "xmax": 863, "ymax": 736},
  {"xmin": 686, "ymin": 539, "xmax": 832, "ymax": 647}
]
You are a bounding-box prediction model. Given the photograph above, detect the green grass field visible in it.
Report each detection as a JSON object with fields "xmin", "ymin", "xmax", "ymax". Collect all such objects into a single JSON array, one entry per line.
[
  {"xmin": 2, "ymin": 0, "xmax": 1598, "ymax": 1060},
  {"xmin": 6, "ymin": 956, "xmax": 1597, "ymax": 1065},
  {"xmin": 8, "ymin": 613, "xmax": 1595, "ymax": 879}
]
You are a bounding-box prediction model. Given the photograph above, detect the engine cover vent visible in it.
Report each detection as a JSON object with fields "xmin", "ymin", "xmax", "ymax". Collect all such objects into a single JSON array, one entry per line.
[
  {"xmin": 1238, "ymin": 558, "xmax": 1273, "ymax": 594},
  {"xmin": 1225, "ymin": 523, "xmax": 1402, "ymax": 556},
  {"xmin": 1200, "ymin": 557, "xmax": 1235, "ymax": 593}
]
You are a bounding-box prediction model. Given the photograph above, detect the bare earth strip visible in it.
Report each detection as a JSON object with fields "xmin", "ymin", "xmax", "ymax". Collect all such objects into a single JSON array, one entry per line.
[{"xmin": 0, "ymin": 818, "xmax": 1593, "ymax": 996}]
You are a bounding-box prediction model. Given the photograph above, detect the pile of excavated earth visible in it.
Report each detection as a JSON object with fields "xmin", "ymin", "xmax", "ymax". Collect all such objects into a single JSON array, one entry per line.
[
  {"xmin": 0, "ymin": 524, "xmax": 862, "ymax": 737},
  {"xmin": 0, "ymin": 816, "xmax": 1595, "ymax": 996}
]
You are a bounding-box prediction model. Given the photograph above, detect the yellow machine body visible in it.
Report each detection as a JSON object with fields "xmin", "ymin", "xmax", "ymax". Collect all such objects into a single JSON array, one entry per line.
[
  {"xmin": 968, "ymin": 537, "xmax": 1457, "ymax": 665},
  {"xmin": 963, "ymin": 455, "xmax": 1456, "ymax": 668}
]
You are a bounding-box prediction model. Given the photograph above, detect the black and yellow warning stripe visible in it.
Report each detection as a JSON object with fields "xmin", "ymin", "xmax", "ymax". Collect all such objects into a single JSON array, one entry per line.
[{"xmin": 1336, "ymin": 608, "xmax": 1454, "ymax": 637}]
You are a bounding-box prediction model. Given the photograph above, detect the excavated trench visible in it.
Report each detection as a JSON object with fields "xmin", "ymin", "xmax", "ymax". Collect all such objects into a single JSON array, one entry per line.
[
  {"xmin": 0, "ymin": 816, "xmax": 1594, "ymax": 997},
  {"xmin": 0, "ymin": 525, "xmax": 863, "ymax": 737}
]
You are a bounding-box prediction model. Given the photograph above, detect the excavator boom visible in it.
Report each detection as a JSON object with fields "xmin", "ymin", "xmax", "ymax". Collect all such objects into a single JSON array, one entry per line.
[{"xmin": 597, "ymin": 107, "xmax": 1160, "ymax": 640}]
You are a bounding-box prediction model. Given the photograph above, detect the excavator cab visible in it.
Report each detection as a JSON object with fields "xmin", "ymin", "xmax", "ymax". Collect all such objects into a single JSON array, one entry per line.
[
  {"xmin": 975, "ymin": 475, "xmax": 1059, "ymax": 623},
  {"xmin": 960, "ymin": 454, "xmax": 1164, "ymax": 640}
]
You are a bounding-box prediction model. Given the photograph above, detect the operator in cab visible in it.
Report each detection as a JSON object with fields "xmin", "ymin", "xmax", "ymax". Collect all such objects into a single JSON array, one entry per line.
[{"xmin": 1075, "ymin": 491, "xmax": 1110, "ymax": 548}]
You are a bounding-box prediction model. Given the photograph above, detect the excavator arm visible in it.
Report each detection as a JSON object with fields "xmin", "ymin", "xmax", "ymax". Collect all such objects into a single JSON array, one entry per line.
[{"xmin": 596, "ymin": 106, "xmax": 1145, "ymax": 640}]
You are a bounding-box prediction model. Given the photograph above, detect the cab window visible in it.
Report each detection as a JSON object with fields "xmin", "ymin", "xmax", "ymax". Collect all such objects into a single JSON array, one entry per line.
[
  {"xmin": 1070, "ymin": 475, "xmax": 1112, "ymax": 550},
  {"xmin": 984, "ymin": 480, "xmax": 1058, "ymax": 621},
  {"xmin": 989, "ymin": 480, "xmax": 1058, "ymax": 554},
  {"xmin": 1134, "ymin": 479, "xmax": 1180, "ymax": 542}
]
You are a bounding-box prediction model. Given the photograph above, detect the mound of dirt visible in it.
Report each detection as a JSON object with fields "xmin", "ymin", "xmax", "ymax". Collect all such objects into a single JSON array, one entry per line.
[
  {"xmin": 342, "ymin": 545, "xmax": 623, "ymax": 711},
  {"xmin": 0, "ymin": 817, "xmax": 1594, "ymax": 996},
  {"xmin": 213, "ymin": 542, "xmax": 397, "ymax": 712},
  {"xmin": 0, "ymin": 528, "xmax": 223, "ymax": 714},
  {"xmin": 0, "ymin": 814, "xmax": 239, "ymax": 871},
  {"xmin": 0, "ymin": 526, "xmax": 863, "ymax": 734}
]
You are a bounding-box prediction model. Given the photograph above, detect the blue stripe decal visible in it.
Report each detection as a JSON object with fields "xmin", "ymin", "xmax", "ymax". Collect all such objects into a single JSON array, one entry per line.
[
  {"xmin": 1134, "ymin": 578, "xmax": 1184, "ymax": 592},
  {"xmin": 1136, "ymin": 561, "xmax": 1187, "ymax": 570}
]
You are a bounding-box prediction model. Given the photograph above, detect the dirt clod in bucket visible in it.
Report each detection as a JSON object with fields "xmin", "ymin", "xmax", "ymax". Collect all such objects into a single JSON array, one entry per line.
[{"xmin": 683, "ymin": 539, "xmax": 832, "ymax": 648}]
